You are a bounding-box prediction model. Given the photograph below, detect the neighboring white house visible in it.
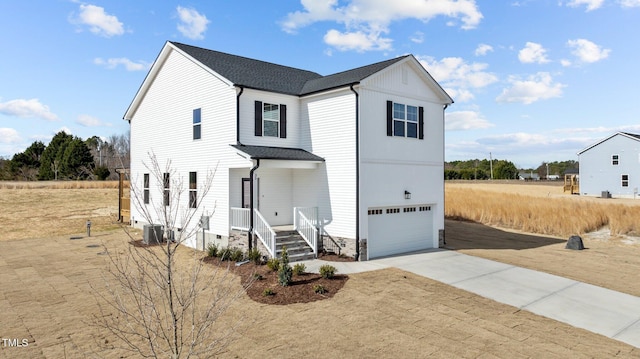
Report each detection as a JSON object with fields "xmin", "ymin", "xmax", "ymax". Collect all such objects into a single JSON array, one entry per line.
[
  {"xmin": 124, "ymin": 41, "xmax": 453, "ymax": 260},
  {"xmin": 578, "ymin": 132, "xmax": 640, "ymax": 198}
]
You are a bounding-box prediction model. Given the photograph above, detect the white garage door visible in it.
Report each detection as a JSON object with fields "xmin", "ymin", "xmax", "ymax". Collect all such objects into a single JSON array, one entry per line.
[{"xmin": 367, "ymin": 205, "xmax": 434, "ymax": 259}]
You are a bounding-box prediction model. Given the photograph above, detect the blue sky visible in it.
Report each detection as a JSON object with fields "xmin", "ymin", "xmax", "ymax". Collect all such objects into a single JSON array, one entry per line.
[{"xmin": 1, "ymin": 0, "xmax": 639, "ymax": 168}]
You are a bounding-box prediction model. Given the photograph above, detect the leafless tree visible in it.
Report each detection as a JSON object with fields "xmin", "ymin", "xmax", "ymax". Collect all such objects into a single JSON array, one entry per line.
[{"xmin": 94, "ymin": 152, "xmax": 251, "ymax": 358}]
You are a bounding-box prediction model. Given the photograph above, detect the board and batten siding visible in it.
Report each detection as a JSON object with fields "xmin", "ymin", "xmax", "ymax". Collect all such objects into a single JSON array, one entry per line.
[
  {"xmin": 129, "ymin": 47, "xmax": 244, "ymax": 246},
  {"xmin": 358, "ymin": 62, "xmax": 446, "ymax": 248},
  {"xmin": 579, "ymin": 134, "xmax": 640, "ymax": 197},
  {"xmin": 298, "ymin": 90, "xmax": 357, "ymax": 239}
]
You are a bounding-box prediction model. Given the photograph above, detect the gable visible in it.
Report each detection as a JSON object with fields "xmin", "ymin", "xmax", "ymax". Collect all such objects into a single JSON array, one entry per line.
[{"xmin": 578, "ymin": 132, "xmax": 640, "ymax": 155}]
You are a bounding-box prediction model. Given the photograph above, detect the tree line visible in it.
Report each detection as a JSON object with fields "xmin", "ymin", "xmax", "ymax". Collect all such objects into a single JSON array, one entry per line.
[
  {"xmin": 444, "ymin": 159, "xmax": 578, "ymax": 180},
  {"xmin": 0, "ymin": 131, "xmax": 130, "ymax": 181}
]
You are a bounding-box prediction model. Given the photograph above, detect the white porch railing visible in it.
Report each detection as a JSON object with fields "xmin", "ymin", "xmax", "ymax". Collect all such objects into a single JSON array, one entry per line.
[
  {"xmin": 230, "ymin": 207, "xmax": 250, "ymax": 231},
  {"xmin": 294, "ymin": 207, "xmax": 319, "ymax": 255},
  {"xmin": 254, "ymin": 209, "xmax": 276, "ymax": 257}
]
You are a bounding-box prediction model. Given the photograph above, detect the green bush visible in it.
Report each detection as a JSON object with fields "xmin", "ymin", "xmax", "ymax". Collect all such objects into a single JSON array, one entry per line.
[
  {"xmin": 266, "ymin": 258, "xmax": 280, "ymax": 272},
  {"xmin": 313, "ymin": 284, "xmax": 326, "ymax": 294},
  {"xmin": 247, "ymin": 247, "xmax": 262, "ymax": 265},
  {"xmin": 319, "ymin": 264, "xmax": 337, "ymax": 279},
  {"xmin": 230, "ymin": 247, "xmax": 244, "ymax": 262},
  {"xmin": 292, "ymin": 263, "xmax": 306, "ymax": 276},
  {"xmin": 218, "ymin": 247, "xmax": 232, "ymax": 261},
  {"xmin": 262, "ymin": 288, "xmax": 275, "ymax": 297},
  {"xmin": 253, "ymin": 273, "xmax": 263, "ymax": 280},
  {"xmin": 277, "ymin": 246, "xmax": 292, "ymax": 286},
  {"xmin": 206, "ymin": 243, "xmax": 218, "ymax": 257}
]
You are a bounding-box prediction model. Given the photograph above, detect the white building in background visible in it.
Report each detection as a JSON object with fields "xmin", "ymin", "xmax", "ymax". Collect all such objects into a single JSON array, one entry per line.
[{"xmin": 578, "ymin": 132, "xmax": 640, "ymax": 198}]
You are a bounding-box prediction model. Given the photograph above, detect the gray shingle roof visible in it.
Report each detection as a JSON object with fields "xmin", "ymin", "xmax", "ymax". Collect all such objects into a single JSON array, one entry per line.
[
  {"xmin": 170, "ymin": 41, "xmax": 408, "ymax": 96},
  {"xmin": 231, "ymin": 145, "xmax": 324, "ymax": 161}
]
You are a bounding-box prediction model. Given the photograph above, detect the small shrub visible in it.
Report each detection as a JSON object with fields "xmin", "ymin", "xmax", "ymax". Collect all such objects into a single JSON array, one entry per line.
[
  {"xmin": 266, "ymin": 258, "xmax": 280, "ymax": 272},
  {"xmin": 253, "ymin": 273, "xmax": 263, "ymax": 280},
  {"xmin": 218, "ymin": 247, "xmax": 232, "ymax": 261},
  {"xmin": 277, "ymin": 246, "xmax": 292, "ymax": 286},
  {"xmin": 262, "ymin": 288, "xmax": 275, "ymax": 297},
  {"xmin": 319, "ymin": 264, "xmax": 337, "ymax": 279},
  {"xmin": 314, "ymin": 284, "xmax": 326, "ymax": 294},
  {"xmin": 292, "ymin": 263, "xmax": 306, "ymax": 276},
  {"xmin": 247, "ymin": 248, "xmax": 262, "ymax": 265},
  {"xmin": 206, "ymin": 243, "xmax": 218, "ymax": 258},
  {"xmin": 230, "ymin": 247, "xmax": 244, "ymax": 262}
]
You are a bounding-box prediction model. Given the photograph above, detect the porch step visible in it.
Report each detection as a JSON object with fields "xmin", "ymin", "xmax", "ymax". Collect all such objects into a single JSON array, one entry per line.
[{"xmin": 275, "ymin": 230, "xmax": 314, "ymax": 262}]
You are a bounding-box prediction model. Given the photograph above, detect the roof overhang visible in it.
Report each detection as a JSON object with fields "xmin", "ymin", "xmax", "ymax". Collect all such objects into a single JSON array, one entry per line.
[
  {"xmin": 231, "ymin": 144, "xmax": 324, "ymax": 169},
  {"xmin": 577, "ymin": 132, "xmax": 640, "ymax": 155}
]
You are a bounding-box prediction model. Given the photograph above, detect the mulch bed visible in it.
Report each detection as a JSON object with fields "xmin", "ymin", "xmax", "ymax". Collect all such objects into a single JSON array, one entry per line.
[{"xmin": 202, "ymin": 256, "xmax": 348, "ymax": 305}]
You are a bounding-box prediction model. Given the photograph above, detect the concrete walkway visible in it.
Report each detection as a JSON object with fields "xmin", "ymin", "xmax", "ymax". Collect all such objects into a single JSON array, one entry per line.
[{"xmin": 301, "ymin": 249, "xmax": 640, "ymax": 349}]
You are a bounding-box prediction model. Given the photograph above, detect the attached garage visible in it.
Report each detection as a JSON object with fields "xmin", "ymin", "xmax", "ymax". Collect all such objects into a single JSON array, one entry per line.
[{"xmin": 366, "ymin": 205, "xmax": 434, "ymax": 259}]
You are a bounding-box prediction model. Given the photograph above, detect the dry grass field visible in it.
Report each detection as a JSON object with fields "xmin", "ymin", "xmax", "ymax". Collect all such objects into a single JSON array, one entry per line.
[
  {"xmin": 446, "ymin": 180, "xmax": 640, "ymax": 238},
  {"xmin": 1, "ymin": 181, "xmax": 639, "ymax": 357}
]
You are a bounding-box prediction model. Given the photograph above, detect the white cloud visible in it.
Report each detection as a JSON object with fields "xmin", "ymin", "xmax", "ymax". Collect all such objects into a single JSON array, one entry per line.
[
  {"xmin": 72, "ymin": 4, "xmax": 124, "ymax": 37},
  {"xmin": 565, "ymin": 0, "xmax": 604, "ymax": 11},
  {"xmin": 560, "ymin": 59, "xmax": 572, "ymax": 67},
  {"xmin": 496, "ymin": 72, "xmax": 565, "ymax": 105},
  {"xmin": 445, "ymin": 111, "xmax": 494, "ymax": 131},
  {"xmin": 176, "ymin": 6, "xmax": 209, "ymax": 40},
  {"xmin": 518, "ymin": 42, "xmax": 550, "ymax": 64},
  {"xmin": 0, "ymin": 98, "xmax": 59, "ymax": 121},
  {"xmin": 0, "ymin": 128, "xmax": 21, "ymax": 144},
  {"xmin": 76, "ymin": 114, "xmax": 109, "ymax": 127},
  {"xmin": 94, "ymin": 57, "xmax": 150, "ymax": 71},
  {"xmin": 282, "ymin": 0, "xmax": 483, "ymax": 51},
  {"xmin": 323, "ymin": 29, "xmax": 392, "ymax": 52},
  {"xmin": 567, "ymin": 39, "xmax": 610, "ymax": 63},
  {"xmin": 474, "ymin": 43, "xmax": 493, "ymax": 56},
  {"xmin": 418, "ymin": 56, "xmax": 498, "ymax": 102},
  {"xmin": 620, "ymin": 0, "xmax": 640, "ymax": 7},
  {"xmin": 410, "ymin": 31, "xmax": 424, "ymax": 44}
]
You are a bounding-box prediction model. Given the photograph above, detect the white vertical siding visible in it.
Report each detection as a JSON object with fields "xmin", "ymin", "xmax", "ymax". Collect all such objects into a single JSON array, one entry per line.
[
  {"xmin": 579, "ymin": 134, "xmax": 640, "ymax": 197},
  {"xmin": 298, "ymin": 90, "xmax": 357, "ymax": 238},
  {"xmin": 129, "ymin": 48, "xmax": 245, "ymax": 246}
]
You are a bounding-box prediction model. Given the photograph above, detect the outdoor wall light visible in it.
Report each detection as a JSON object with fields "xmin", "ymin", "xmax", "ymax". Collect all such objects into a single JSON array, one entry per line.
[{"xmin": 404, "ymin": 190, "xmax": 411, "ymax": 200}]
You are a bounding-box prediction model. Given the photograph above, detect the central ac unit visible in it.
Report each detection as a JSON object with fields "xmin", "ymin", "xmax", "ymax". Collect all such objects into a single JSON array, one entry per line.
[{"xmin": 143, "ymin": 224, "xmax": 163, "ymax": 244}]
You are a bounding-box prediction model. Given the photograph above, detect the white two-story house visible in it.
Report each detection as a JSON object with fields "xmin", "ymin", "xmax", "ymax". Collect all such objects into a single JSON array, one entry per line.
[{"xmin": 124, "ymin": 41, "xmax": 453, "ymax": 260}]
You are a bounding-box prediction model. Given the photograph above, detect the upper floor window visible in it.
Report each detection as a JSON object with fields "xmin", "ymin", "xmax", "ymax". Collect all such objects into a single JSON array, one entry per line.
[
  {"xmin": 255, "ymin": 101, "xmax": 287, "ymax": 138},
  {"xmin": 387, "ymin": 101, "xmax": 424, "ymax": 140},
  {"xmin": 622, "ymin": 174, "xmax": 629, "ymax": 187},
  {"xmin": 612, "ymin": 154, "xmax": 619, "ymax": 165},
  {"xmin": 193, "ymin": 108, "xmax": 201, "ymax": 140}
]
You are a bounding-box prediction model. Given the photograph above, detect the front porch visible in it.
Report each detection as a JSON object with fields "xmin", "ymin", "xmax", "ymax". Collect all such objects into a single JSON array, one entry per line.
[{"xmin": 230, "ymin": 206, "xmax": 321, "ymax": 261}]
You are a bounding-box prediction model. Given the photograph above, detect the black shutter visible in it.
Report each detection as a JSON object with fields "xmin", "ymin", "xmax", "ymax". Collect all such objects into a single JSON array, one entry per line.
[
  {"xmin": 254, "ymin": 101, "xmax": 262, "ymax": 136},
  {"xmin": 418, "ymin": 106, "xmax": 424, "ymax": 140},
  {"xmin": 279, "ymin": 104, "xmax": 287, "ymax": 138},
  {"xmin": 386, "ymin": 101, "xmax": 393, "ymax": 136}
]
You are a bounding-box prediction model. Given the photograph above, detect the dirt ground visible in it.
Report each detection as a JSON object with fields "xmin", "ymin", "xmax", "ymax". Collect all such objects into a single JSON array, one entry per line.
[{"xmin": 1, "ymin": 183, "xmax": 640, "ymax": 357}]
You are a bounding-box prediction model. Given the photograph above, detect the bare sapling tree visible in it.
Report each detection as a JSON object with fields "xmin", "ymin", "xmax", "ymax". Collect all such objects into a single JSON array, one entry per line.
[{"xmin": 94, "ymin": 152, "xmax": 251, "ymax": 358}]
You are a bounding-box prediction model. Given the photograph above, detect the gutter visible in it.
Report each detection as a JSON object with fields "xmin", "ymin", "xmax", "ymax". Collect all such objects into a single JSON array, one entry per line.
[
  {"xmin": 350, "ymin": 84, "xmax": 360, "ymax": 261},
  {"xmin": 236, "ymin": 86, "xmax": 244, "ymax": 145},
  {"xmin": 248, "ymin": 158, "xmax": 260, "ymax": 251}
]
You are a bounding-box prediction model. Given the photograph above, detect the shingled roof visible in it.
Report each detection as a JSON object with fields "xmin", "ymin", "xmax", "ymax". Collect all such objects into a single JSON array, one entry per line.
[
  {"xmin": 231, "ymin": 144, "xmax": 325, "ymax": 162},
  {"xmin": 171, "ymin": 41, "xmax": 408, "ymax": 96}
]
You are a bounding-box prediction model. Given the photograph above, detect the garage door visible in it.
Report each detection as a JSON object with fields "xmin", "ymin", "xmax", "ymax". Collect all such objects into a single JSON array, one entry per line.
[{"xmin": 367, "ymin": 205, "xmax": 433, "ymax": 259}]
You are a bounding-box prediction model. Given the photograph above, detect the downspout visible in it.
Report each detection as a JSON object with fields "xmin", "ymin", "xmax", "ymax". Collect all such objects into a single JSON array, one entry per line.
[
  {"xmin": 350, "ymin": 84, "xmax": 360, "ymax": 261},
  {"xmin": 248, "ymin": 158, "xmax": 260, "ymax": 252},
  {"xmin": 236, "ymin": 86, "xmax": 244, "ymax": 145}
]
